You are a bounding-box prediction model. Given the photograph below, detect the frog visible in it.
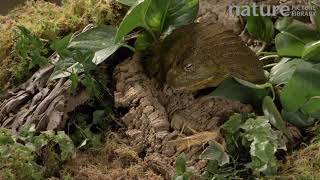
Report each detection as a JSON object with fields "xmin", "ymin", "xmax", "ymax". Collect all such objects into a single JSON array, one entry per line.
[{"xmin": 155, "ymin": 22, "xmax": 266, "ymax": 92}]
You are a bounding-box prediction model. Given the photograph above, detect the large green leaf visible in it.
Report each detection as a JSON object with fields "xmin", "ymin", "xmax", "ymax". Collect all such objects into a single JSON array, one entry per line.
[
  {"xmin": 282, "ymin": 110, "xmax": 315, "ymax": 128},
  {"xmin": 269, "ymin": 58, "xmax": 314, "ymax": 85},
  {"xmin": 162, "ymin": 0, "xmax": 199, "ymax": 35},
  {"xmin": 302, "ymin": 41, "xmax": 320, "ymax": 62},
  {"xmin": 300, "ymin": 97, "xmax": 320, "ymax": 119},
  {"xmin": 275, "ymin": 32, "xmax": 305, "ymax": 57},
  {"xmin": 51, "ymin": 25, "xmax": 121, "ymax": 80},
  {"xmin": 207, "ymin": 77, "xmax": 268, "ymax": 106},
  {"xmin": 246, "ymin": 13, "xmax": 274, "ymax": 42},
  {"xmin": 114, "ymin": 0, "xmax": 199, "ymax": 44},
  {"xmin": 275, "ymin": 18, "xmax": 320, "ymax": 57},
  {"xmin": 280, "ymin": 66, "xmax": 320, "ymax": 112}
]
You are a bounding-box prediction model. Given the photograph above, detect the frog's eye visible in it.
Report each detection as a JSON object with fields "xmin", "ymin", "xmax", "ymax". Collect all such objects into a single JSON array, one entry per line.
[{"xmin": 184, "ymin": 63, "xmax": 193, "ymax": 72}]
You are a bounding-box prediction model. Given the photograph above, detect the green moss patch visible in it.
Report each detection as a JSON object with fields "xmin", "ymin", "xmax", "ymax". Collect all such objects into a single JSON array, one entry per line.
[{"xmin": 0, "ymin": 0, "xmax": 125, "ymax": 93}]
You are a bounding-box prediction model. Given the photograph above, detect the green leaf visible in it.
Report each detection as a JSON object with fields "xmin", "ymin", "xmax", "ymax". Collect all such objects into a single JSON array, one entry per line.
[
  {"xmin": 134, "ymin": 32, "xmax": 154, "ymax": 50},
  {"xmin": 54, "ymin": 131, "xmax": 75, "ymax": 161},
  {"xmin": 302, "ymin": 41, "xmax": 320, "ymax": 62},
  {"xmin": 51, "ymin": 25, "xmax": 121, "ymax": 80},
  {"xmin": 246, "ymin": 12, "xmax": 274, "ymax": 42},
  {"xmin": 114, "ymin": 0, "xmax": 152, "ymax": 44},
  {"xmin": 282, "ymin": 110, "xmax": 315, "ymax": 128},
  {"xmin": 241, "ymin": 117, "xmax": 282, "ymax": 175},
  {"xmin": 275, "ymin": 18, "xmax": 320, "ymax": 57},
  {"xmin": 269, "ymin": 58, "xmax": 314, "ymax": 85},
  {"xmin": 114, "ymin": 0, "xmax": 199, "ymax": 43},
  {"xmin": 69, "ymin": 73, "xmax": 79, "ymax": 94},
  {"xmin": 199, "ymin": 141, "xmax": 230, "ymax": 166},
  {"xmin": 275, "ymin": 32, "xmax": 305, "ymax": 57},
  {"xmin": 0, "ymin": 129, "xmax": 15, "ymax": 145},
  {"xmin": 221, "ymin": 114, "xmax": 245, "ymax": 134},
  {"xmin": 175, "ymin": 153, "xmax": 187, "ymax": 174},
  {"xmin": 207, "ymin": 77, "xmax": 268, "ymax": 106},
  {"xmin": 116, "ymin": 0, "xmax": 138, "ymax": 6},
  {"xmin": 280, "ymin": 66, "xmax": 320, "ymax": 112},
  {"xmin": 274, "ymin": 17, "xmax": 293, "ymax": 32},
  {"xmin": 262, "ymin": 96, "xmax": 289, "ymax": 136},
  {"xmin": 300, "ymin": 97, "xmax": 320, "ymax": 118},
  {"xmin": 161, "ymin": 0, "xmax": 199, "ymax": 35}
]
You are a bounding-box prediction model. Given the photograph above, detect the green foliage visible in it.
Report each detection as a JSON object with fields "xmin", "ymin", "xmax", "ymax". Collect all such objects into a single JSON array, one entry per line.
[
  {"xmin": 0, "ymin": 125, "xmax": 75, "ymax": 179},
  {"xmin": 174, "ymin": 153, "xmax": 193, "ymax": 180},
  {"xmin": 262, "ymin": 96, "xmax": 289, "ymax": 136},
  {"xmin": 220, "ymin": 114, "xmax": 286, "ymax": 176},
  {"xmin": 114, "ymin": 0, "xmax": 199, "ymax": 49},
  {"xmin": 207, "ymin": 77, "xmax": 269, "ymax": 107},
  {"xmin": 246, "ymin": 12, "xmax": 274, "ymax": 42},
  {"xmin": 14, "ymin": 26, "xmax": 49, "ymax": 84}
]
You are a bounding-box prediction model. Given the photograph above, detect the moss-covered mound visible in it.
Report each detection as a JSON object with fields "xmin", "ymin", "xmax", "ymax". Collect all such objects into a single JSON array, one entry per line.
[{"xmin": 0, "ymin": 0, "xmax": 125, "ymax": 92}]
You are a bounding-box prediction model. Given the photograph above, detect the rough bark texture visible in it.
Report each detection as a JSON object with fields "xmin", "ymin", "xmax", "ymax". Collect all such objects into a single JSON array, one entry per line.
[
  {"xmin": 0, "ymin": 64, "xmax": 88, "ymax": 133},
  {"xmin": 113, "ymin": 54, "xmax": 253, "ymax": 178}
]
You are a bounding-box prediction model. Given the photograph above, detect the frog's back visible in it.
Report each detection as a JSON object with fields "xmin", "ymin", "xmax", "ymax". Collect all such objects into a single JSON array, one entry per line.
[{"xmin": 162, "ymin": 22, "xmax": 266, "ymax": 91}]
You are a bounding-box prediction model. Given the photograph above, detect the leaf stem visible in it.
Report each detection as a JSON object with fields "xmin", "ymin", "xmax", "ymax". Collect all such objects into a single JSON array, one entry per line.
[
  {"xmin": 256, "ymin": 42, "xmax": 267, "ymax": 55},
  {"xmin": 122, "ymin": 44, "xmax": 136, "ymax": 52},
  {"xmin": 259, "ymin": 55, "xmax": 279, "ymax": 61}
]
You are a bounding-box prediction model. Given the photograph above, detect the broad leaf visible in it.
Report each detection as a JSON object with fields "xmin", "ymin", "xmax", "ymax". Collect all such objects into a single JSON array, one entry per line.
[
  {"xmin": 280, "ymin": 66, "xmax": 320, "ymax": 112},
  {"xmin": 207, "ymin": 77, "xmax": 268, "ymax": 106},
  {"xmin": 246, "ymin": 13, "xmax": 274, "ymax": 42},
  {"xmin": 275, "ymin": 32, "xmax": 305, "ymax": 57},
  {"xmin": 262, "ymin": 96, "xmax": 289, "ymax": 136},
  {"xmin": 115, "ymin": 0, "xmax": 199, "ymax": 44},
  {"xmin": 282, "ymin": 110, "xmax": 315, "ymax": 128},
  {"xmin": 51, "ymin": 25, "xmax": 121, "ymax": 80},
  {"xmin": 302, "ymin": 40, "xmax": 320, "ymax": 62},
  {"xmin": 275, "ymin": 18, "xmax": 320, "ymax": 57},
  {"xmin": 54, "ymin": 131, "xmax": 75, "ymax": 161},
  {"xmin": 300, "ymin": 97, "xmax": 320, "ymax": 118},
  {"xmin": 269, "ymin": 58, "xmax": 314, "ymax": 85},
  {"xmin": 134, "ymin": 31, "xmax": 154, "ymax": 51},
  {"xmin": 162, "ymin": 0, "xmax": 199, "ymax": 35},
  {"xmin": 114, "ymin": 0, "xmax": 152, "ymax": 44}
]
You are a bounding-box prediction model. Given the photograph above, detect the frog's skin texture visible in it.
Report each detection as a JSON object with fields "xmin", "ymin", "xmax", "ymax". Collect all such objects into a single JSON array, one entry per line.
[{"xmin": 159, "ymin": 22, "xmax": 266, "ymax": 92}]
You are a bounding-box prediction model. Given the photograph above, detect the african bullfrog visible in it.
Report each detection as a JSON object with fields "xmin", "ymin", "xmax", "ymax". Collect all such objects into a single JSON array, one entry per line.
[{"xmin": 153, "ymin": 22, "xmax": 266, "ymax": 92}]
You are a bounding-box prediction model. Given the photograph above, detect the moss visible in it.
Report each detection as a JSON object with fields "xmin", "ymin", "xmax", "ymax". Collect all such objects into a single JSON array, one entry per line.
[
  {"xmin": 271, "ymin": 142, "xmax": 320, "ymax": 180},
  {"xmin": 0, "ymin": 0, "xmax": 126, "ymax": 93}
]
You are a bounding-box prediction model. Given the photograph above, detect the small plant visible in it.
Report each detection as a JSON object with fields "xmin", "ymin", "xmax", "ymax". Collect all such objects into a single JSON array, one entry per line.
[{"xmin": 0, "ymin": 125, "xmax": 75, "ymax": 179}]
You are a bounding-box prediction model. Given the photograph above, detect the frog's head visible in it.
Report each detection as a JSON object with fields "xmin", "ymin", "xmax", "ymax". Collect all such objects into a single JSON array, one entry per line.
[
  {"xmin": 160, "ymin": 22, "xmax": 266, "ymax": 92},
  {"xmin": 166, "ymin": 57, "xmax": 229, "ymax": 91}
]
